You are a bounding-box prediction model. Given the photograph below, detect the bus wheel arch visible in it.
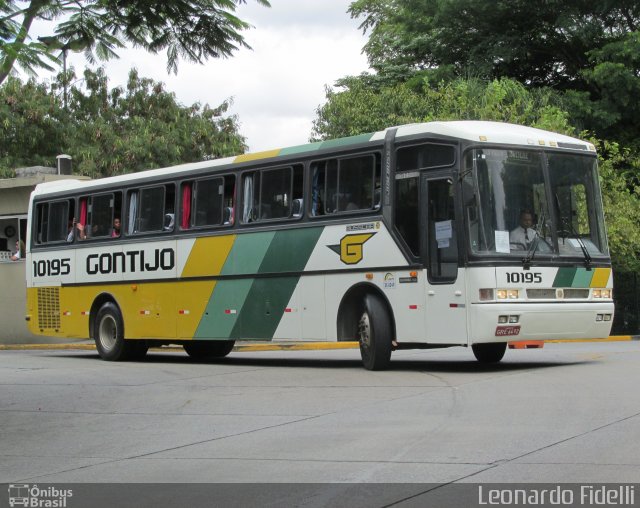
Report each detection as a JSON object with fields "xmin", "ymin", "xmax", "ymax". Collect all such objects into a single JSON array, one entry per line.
[
  {"xmin": 90, "ymin": 294, "xmax": 147, "ymax": 361},
  {"xmin": 337, "ymin": 283, "xmax": 395, "ymax": 370}
]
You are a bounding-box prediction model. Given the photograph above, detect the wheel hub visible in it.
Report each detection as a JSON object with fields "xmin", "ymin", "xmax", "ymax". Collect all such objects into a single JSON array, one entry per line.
[
  {"xmin": 98, "ymin": 315, "xmax": 117, "ymax": 351},
  {"xmin": 358, "ymin": 312, "xmax": 371, "ymax": 348}
]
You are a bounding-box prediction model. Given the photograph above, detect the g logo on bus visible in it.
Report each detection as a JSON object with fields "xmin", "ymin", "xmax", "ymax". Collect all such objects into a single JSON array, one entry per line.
[{"xmin": 329, "ymin": 233, "xmax": 375, "ymax": 265}]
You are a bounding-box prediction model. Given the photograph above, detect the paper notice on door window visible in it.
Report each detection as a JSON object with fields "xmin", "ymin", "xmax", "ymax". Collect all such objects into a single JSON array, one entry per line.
[
  {"xmin": 435, "ymin": 220, "xmax": 452, "ymax": 249},
  {"xmin": 495, "ymin": 230, "xmax": 510, "ymax": 253},
  {"xmin": 435, "ymin": 220, "xmax": 452, "ymax": 241}
]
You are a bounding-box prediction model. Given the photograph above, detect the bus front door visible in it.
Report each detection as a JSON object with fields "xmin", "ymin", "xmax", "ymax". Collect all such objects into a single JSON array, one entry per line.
[{"xmin": 422, "ymin": 175, "xmax": 468, "ymax": 344}]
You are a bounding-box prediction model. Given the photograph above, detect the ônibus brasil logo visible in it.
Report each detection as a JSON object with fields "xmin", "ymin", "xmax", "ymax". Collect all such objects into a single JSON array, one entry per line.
[{"xmin": 8, "ymin": 484, "xmax": 73, "ymax": 507}]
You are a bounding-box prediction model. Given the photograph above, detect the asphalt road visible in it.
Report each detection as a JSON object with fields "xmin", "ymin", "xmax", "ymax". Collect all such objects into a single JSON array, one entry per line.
[{"xmin": 1, "ymin": 341, "xmax": 639, "ymax": 489}]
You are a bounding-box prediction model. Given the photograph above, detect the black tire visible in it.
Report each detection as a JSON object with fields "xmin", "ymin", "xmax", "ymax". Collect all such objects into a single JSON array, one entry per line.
[
  {"xmin": 183, "ymin": 340, "xmax": 235, "ymax": 359},
  {"xmin": 93, "ymin": 301, "xmax": 142, "ymax": 361},
  {"xmin": 472, "ymin": 342, "xmax": 507, "ymax": 364},
  {"xmin": 358, "ymin": 294, "xmax": 393, "ymax": 371}
]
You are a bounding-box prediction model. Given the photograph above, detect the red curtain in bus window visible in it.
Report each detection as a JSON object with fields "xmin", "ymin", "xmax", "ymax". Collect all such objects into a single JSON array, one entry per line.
[
  {"xmin": 181, "ymin": 183, "xmax": 191, "ymax": 229},
  {"xmin": 79, "ymin": 198, "xmax": 87, "ymax": 225}
]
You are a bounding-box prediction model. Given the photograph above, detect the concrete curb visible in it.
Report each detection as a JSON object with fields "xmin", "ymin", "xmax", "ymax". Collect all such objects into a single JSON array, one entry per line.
[{"xmin": 0, "ymin": 336, "xmax": 636, "ymax": 352}]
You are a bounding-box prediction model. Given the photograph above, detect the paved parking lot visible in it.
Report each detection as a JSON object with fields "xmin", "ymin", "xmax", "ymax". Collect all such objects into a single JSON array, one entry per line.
[{"xmin": 1, "ymin": 341, "xmax": 639, "ymax": 486}]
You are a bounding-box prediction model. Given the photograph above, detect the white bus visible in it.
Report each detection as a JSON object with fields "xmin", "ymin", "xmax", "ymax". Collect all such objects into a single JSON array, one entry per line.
[{"xmin": 25, "ymin": 121, "xmax": 614, "ymax": 369}]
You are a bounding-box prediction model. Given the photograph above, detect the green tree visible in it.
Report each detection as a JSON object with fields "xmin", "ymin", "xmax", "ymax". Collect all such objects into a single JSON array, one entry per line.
[
  {"xmin": 0, "ymin": 0, "xmax": 270, "ymax": 85},
  {"xmin": 349, "ymin": 0, "xmax": 639, "ymax": 89},
  {"xmin": 0, "ymin": 68, "xmax": 246, "ymax": 177},
  {"xmin": 348, "ymin": 0, "xmax": 640, "ymax": 142},
  {"xmin": 313, "ymin": 77, "xmax": 572, "ymax": 141},
  {"xmin": 594, "ymin": 139, "xmax": 640, "ymax": 272},
  {"xmin": 0, "ymin": 75, "xmax": 65, "ymax": 174}
]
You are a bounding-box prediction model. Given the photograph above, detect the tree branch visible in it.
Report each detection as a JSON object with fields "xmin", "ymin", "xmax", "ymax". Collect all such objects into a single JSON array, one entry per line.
[{"xmin": 0, "ymin": 1, "xmax": 48, "ymax": 84}]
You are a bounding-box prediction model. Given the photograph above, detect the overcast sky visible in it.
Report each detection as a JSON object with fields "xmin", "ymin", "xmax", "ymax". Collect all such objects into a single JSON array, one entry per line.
[{"xmin": 46, "ymin": 1, "xmax": 371, "ymax": 153}]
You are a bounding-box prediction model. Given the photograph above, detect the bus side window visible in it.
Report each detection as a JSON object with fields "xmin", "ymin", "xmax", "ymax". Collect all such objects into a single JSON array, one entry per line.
[
  {"xmin": 193, "ymin": 177, "xmax": 224, "ymax": 227},
  {"xmin": 394, "ymin": 174, "xmax": 420, "ymax": 256},
  {"xmin": 86, "ymin": 193, "xmax": 117, "ymax": 238},
  {"xmin": 311, "ymin": 155, "xmax": 380, "ymax": 216},
  {"xmin": 241, "ymin": 172, "xmax": 260, "ymax": 223},
  {"xmin": 127, "ymin": 184, "xmax": 174, "ymax": 234},
  {"xmin": 35, "ymin": 203, "xmax": 49, "ymax": 244},
  {"xmin": 311, "ymin": 159, "xmax": 334, "ymax": 216},
  {"xmin": 338, "ymin": 154, "xmax": 379, "ymax": 212},
  {"xmin": 261, "ymin": 166, "xmax": 294, "ymax": 219}
]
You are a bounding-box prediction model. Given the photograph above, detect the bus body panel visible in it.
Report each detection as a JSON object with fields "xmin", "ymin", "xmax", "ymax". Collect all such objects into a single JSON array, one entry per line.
[
  {"xmin": 24, "ymin": 121, "xmax": 615, "ymax": 361},
  {"xmin": 424, "ymin": 268, "xmax": 468, "ymax": 344}
]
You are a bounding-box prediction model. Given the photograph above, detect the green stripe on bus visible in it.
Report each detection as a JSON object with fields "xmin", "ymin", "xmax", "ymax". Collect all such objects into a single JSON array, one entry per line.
[
  {"xmin": 279, "ymin": 142, "xmax": 324, "ymax": 156},
  {"xmin": 233, "ymin": 227, "xmax": 324, "ymax": 339},
  {"xmin": 194, "ymin": 278, "xmax": 253, "ymax": 338},
  {"xmin": 553, "ymin": 267, "xmax": 577, "ymax": 287},
  {"xmin": 195, "ymin": 231, "xmax": 275, "ymax": 338},
  {"xmin": 232, "ymin": 276, "xmax": 299, "ymax": 339},
  {"xmin": 194, "ymin": 227, "xmax": 324, "ymax": 340},
  {"xmin": 318, "ymin": 133, "xmax": 375, "ymax": 150},
  {"xmin": 258, "ymin": 227, "xmax": 324, "ymax": 273},
  {"xmin": 221, "ymin": 231, "xmax": 275, "ymax": 275},
  {"xmin": 571, "ymin": 268, "xmax": 594, "ymax": 288}
]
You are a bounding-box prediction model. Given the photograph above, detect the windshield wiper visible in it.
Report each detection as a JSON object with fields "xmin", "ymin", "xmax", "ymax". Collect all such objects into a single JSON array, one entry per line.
[
  {"xmin": 522, "ymin": 236, "xmax": 539, "ymax": 270},
  {"xmin": 554, "ymin": 194, "xmax": 592, "ymax": 270}
]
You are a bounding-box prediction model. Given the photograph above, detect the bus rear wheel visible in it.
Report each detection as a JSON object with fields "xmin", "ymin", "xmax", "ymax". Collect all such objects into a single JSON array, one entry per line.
[
  {"xmin": 183, "ymin": 340, "xmax": 235, "ymax": 359},
  {"xmin": 94, "ymin": 302, "xmax": 146, "ymax": 361},
  {"xmin": 358, "ymin": 294, "xmax": 392, "ymax": 371},
  {"xmin": 472, "ymin": 342, "xmax": 507, "ymax": 364}
]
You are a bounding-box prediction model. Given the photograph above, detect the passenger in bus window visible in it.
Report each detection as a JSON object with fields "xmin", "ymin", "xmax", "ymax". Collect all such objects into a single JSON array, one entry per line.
[
  {"xmin": 164, "ymin": 213, "xmax": 175, "ymax": 231},
  {"xmin": 67, "ymin": 217, "xmax": 87, "ymax": 242},
  {"xmin": 67, "ymin": 218, "xmax": 77, "ymax": 242},
  {"xmin": 111, "ymin": 217, "xmax": 121, "ymax": 238}
]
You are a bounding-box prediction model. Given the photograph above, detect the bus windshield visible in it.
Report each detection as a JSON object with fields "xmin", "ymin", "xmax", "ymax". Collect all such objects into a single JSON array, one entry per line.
[{"xmin": 464, "ymin": 148, "xmax": 608, "ymax": 259}]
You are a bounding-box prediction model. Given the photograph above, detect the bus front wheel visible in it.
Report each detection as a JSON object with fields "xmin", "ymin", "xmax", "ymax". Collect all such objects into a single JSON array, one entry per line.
[
  {"xmin": 183, "ymin": 340, "xmax": 235, "ymax": 359},
  {"xmin": 94, "ymin": 302, "xmax": 146, "ymax": 361},
  {"xmin": 472, "ymin": 342, "xmax": 507, "ymax": 364},
  {"xmin": 358, "ymin": 295, "xmax": 392, "ymax": 371}
]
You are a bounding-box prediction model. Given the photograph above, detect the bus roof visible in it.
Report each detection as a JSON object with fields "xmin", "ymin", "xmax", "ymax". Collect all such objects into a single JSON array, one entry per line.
[{"xmin": 31, "ymin": 121, "xmax": 594, "ymax": 198}]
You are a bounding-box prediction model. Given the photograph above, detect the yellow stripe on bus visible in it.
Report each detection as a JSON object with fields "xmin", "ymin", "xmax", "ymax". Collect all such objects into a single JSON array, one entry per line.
[
  {"xmin": 181, "ymin": 235, "xmax": 236, "ymax": 278},
  {"xmin": 233, "ymin": 149, "xmax": 281, "ymax": 163},
  {"xmin": 589, "ymin": 267, "xmax": 611, "ymax": 288}
]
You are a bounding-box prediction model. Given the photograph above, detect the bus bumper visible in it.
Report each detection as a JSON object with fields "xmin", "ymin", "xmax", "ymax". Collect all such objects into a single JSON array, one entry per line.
[{"xmin": 469, "ymin": 301, "xmax": 615, "ymax": 344}]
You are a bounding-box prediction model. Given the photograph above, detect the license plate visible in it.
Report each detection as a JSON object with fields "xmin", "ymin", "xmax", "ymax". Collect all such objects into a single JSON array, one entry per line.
[{"xmin": 495, "ymin": 325, "xmax": 521, "ymax": 337}]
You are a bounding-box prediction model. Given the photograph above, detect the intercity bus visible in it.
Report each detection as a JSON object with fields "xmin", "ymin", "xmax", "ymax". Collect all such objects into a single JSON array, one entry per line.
[{"xmin": 25, "ymin": 121, "xmax": 614, "ymax": 370}]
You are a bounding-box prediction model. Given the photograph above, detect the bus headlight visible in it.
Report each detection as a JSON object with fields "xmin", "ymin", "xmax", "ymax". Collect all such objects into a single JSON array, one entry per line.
[
  {"xmin": 593, "ymin": 289, "xmax": 613, "ymax": 299},
  {"xmin": 496, "ymin": 289, "xmax": 520, "ymax": 299}
]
